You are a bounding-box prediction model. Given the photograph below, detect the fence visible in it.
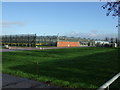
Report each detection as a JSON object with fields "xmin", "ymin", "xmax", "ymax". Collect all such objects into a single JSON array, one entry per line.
[{"xmin": 97, "ymin": 72, "xmax": 120, "ymax": 90}]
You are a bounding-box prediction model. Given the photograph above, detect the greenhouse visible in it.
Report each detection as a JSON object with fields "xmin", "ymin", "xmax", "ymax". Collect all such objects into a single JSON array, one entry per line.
[{"xmin": 1, "ymin": 34, "xmax": 95, "ymax": 47}]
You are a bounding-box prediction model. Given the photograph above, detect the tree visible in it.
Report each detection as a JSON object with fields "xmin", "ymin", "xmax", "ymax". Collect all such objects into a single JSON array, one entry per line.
[
  {"xmin": 105, "ymin": 37, "xmax": 109, "ymax": 41},
  {"xmin": 101, "ymin": 0, "xmax": 120, "ymax": 27},
  {"xmin": 110, "ymin": 37, "xmax": 114, "ymax": 43},
  {"xmin": 101, "ymin": 0, "xmax": 120, "ymax": 16},
  {"xmin": 101, "ymin": 0, "xmax": 120, "ymax": 46}
]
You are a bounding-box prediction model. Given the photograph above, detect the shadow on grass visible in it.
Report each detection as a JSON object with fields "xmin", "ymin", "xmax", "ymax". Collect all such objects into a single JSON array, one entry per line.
[{"xmin": 3, "ymin": 48, "xmax": 120, "ymax": 88}]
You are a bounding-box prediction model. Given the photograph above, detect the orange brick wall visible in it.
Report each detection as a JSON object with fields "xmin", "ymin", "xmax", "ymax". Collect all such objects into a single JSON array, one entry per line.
[{"xmin": 57, "ymin": 41, "xmax": 80, "ymax": 47}]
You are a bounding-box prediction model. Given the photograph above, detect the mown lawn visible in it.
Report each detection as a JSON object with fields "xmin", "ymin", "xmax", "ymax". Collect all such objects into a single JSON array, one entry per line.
[{"xmin": 2, "ymin": 47, "xmax": 120, "ymax": 88}]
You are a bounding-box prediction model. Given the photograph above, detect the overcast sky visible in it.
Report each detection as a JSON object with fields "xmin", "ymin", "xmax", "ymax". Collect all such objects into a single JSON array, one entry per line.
[{"xmin": 2, "ymin": 2, "xmax": 118, "ymax": 39}]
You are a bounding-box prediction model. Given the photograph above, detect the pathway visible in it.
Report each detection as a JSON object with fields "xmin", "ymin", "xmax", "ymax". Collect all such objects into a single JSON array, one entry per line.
[
  {"xmin": 1, "ymin": 46, "xmax": 91, "ymax": 52},
  {"xmin": 2, "ymin": 74, "xmax": 59, "ymax": 88}
]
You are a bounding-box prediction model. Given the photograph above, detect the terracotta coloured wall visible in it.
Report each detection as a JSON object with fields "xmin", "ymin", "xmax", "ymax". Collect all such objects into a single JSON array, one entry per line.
[{"xmin": 57, "ymin": 41, "xmax": 80, "ymax": 47}]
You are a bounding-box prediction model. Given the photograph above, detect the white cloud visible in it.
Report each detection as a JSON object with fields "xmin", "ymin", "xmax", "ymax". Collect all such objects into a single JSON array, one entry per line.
[
  {"xmin": 67, "ymin": 32, "xmax": 79, "ymax": 37},
  {"xmin": 88, "ymin": 30, "xmax": 98, "ymax": 38},
  {"xmin": 89, "ymin": 33, "xmax": 98, "ymax": 37},
  {"xmin": 0, "ymin": 21, "xmax": 25, "ymax": 28},
  {"xmin": 64, "ymin": 30, "xmax": 117, "ymax": 40}
]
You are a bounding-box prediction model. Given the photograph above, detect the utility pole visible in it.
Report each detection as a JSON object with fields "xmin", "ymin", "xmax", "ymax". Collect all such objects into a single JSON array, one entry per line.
[
  {"xmin": 57, "ymin": 33, "xmax": 59, "ymax": 42},
  {"xmin": 34, "ymin": 34, "xmax": 36, "ymax": 47},
  {"xmin": 28, "ymin": 34, "xmax": 29, "ymax": 47},
  {"xmin": 118, "ymin": 3, "xmax": 120, "ymax": 46}
]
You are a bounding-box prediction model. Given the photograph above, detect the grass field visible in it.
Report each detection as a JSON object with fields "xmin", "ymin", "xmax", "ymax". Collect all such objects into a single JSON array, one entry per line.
[{"xmin": 2, "ymin": 47, "xmax": 120, "ymax": 88}]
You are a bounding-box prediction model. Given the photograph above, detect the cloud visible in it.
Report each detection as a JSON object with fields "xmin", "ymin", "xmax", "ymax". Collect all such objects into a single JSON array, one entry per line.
[
  {"xmin": 66, "ymin": 32, "xmax": 79, "ymax": 37},
  {"xmin": 88, "ymin": 30, "xmax": 98, "ymax": 38},
  {"xmin": 64, "ymin": 31, "xmax": 99, "ymax": 38},
  {"xmin": 64, "ymin": 30, "xmax": 117, "ymax": 40},
  {"xmin": 89, "ymin": 33, "xmax": 98, "ymax": 37},
  {"xmin": 0, "ymin": 21, "xmax": 25, "ymax": 28}
]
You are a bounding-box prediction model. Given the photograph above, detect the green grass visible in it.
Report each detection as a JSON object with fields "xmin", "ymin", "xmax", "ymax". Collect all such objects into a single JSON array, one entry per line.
[{"xmin": 2, "ymin": 47, "xmax": 120, "ymax": 88}]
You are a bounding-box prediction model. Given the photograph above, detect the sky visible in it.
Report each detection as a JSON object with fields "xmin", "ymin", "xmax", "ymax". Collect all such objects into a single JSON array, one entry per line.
[{"xmin": 1, "ymin": 2, "xmax": 118, "ymax": 39}]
